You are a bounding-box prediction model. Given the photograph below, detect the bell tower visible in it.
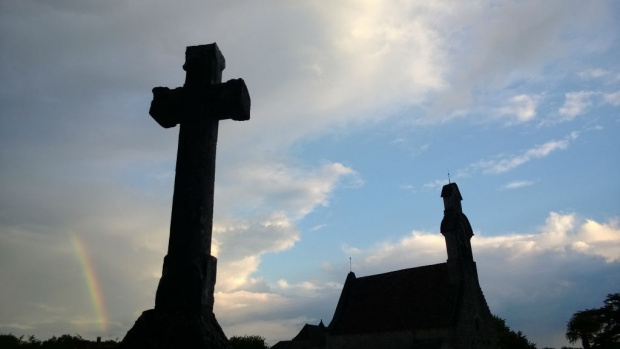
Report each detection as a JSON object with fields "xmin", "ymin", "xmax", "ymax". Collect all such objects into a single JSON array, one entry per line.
[{"xmin": 440, "ymin": 182, "xmax": 476, "ymax": 283}]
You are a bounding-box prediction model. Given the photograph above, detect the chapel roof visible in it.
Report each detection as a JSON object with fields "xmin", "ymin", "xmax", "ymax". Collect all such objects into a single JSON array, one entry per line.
[
  {"xmin": 328, "ymin": 262, "xmax": 461, "ymax": 335},
  {"xmin": 441, "ymin": 182, "xmax": 462, "ymax": 200},
  {"xmin": 292, "ymin": 321, "xmax": 327, "ymax": 344}
]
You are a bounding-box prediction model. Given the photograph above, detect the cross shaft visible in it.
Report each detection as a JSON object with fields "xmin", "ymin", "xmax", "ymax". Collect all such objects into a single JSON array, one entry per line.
[{"xmin": 149, "ymin": 43, "xmax": 250, "ymax": 313}]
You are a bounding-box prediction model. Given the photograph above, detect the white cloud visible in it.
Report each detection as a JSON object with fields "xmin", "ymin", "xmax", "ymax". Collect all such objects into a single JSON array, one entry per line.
[
  {"xmin": 364, "ymin": 231, "xmax": 445, "ymax": 268},
  {"xmin": 351, "ymin": 211, "xmax": 618, "ymax": 274},
  {"xmin": 423, "ymin": 179, "xmax": 450, "ymax": 189},
  {"xmin": 548, "ymin": 90, "xmax": 620, "ymax": 124},
  {"xmin": 214, "ymin": 0, "xmax": 452, "ymax": 136},
  {"xmin": 578, "ymin": 68, "xmax": 609, "ymax": 79},
  {"xmin": 216, "ymin": 291, "xmax": 288, "ymax": 314},
  {"xmin": 426, "ymin": 1, "xmax": 608, "ymax": 120},
  {"xmin": 208, "ymin": 161, "xmax": 362, "ymax": 293},
  {"xmin": 501, "ymin": 180, "xmax": 535, "ymax": 190},
  {"xmin": 559, "ymin": 91, "xmax": 595, "ymax": 120},
  {"xmin": 309, "ymin": 224, "xmax": 327, "ymax": 232},
  {"xmin": 477, "ymin": 141, "xmax": 565, "ymax": 174},
  {"xmin": 497, "ymin": 94, "xmax": 539, "ymax": 124},
  {"xmin": 603, "ymin": 91, "xmax": 620, "ymax": 106},
  {"xmin": 577, "ymin": 218, "xmax": 620, "ymax": 263},
  {"xmin": 500, "ymin": 210, "xmax": 619, "ymax": 259},
  {"xmin": 214, "ymin": 214, "xmax": 300, "ymax": 292},
  {"xmin": 341, "ymin": 244, "xmax": 362, "ymax": 255},
  {"xmin": 400, "ymin": 184, "xmax": 417, "ymax": 194},
  {"xmin": 471, "ymin": 132, "xmax": 577, "ymax": 174},
  {"xmin": 213, "ymin": 283, "xmax": 343, "ymax": 345},
  {"xmin": 215, "ymin": 161, "xmax": 361, "ymax": 221},
  {"xmin": 275, "ymin": 279, "xmax": 341, "ymax": 296}
]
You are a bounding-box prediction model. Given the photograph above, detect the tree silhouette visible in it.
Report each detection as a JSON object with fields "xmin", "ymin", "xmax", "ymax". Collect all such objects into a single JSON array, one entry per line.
[
  {"xmin": 229, "ymin": 335, "xmax": 269, "ymax": 349},
  {"xmin": 492, "ymin": 315, "xmax": 537, "ymax": 349},
  {"xmin": 566, "ymin": 293, "xmax": 620, "ymax": 349},
  {"xmin": 566, "ymin": 309, "xmax": 602, "ymax": 349},
  {"xmin": 0, "ymin": 334, "xmax": 23, "ymax": 348},
  {"xmin": 0, "ymin": 333, "xmax": 119, "ymax": 348}
]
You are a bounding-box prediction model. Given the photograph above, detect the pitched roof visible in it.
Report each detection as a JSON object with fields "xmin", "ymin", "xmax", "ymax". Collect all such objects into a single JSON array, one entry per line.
[
  {"xmin": 270, "ymin": 341, "xmax": 292, "ymax": 349},
  {"xmin": 292, "ymin": 322, "xmax": 326, "ymax": 344},
  {"xmin": 328, "ymin": 263, "xmax": 461, "ymax": 335},
  {"xmin": 441, "ymin": 183, "xmax": 462, "ymax": 200}
]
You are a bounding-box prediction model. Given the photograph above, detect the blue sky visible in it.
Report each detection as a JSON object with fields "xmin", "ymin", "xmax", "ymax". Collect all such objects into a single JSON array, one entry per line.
[{"xmin": 0, "ymin": 1, "xmax": 619, "ymax": 348}]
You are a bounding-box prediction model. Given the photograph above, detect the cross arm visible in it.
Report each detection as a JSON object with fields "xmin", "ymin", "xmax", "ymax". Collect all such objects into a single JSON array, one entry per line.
[
  {"xmin": 210, "ymin": 78, "xmax": 251, "ymax": 122},
  {"xmin": 149, "ymin": 87, "xmax": 184, "ymax": 128},
  {"xmin": 149, "ymin": 79, "xmax": 251, "ymax": 129}
]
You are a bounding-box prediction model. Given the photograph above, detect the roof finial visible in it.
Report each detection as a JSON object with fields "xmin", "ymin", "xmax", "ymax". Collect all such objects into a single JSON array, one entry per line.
[
  {"xmin": 447, "ymin": 168, "xmax": 451, "ymax": 184},
  {"xmin": 349, "ymin": 257, "xmax": 352, "ymax": 273}
]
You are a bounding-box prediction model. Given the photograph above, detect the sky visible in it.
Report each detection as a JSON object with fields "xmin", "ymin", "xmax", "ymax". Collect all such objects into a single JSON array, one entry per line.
[{"xmin": 0, "ymin": 1, "xmax": 619, "ymax": 348}]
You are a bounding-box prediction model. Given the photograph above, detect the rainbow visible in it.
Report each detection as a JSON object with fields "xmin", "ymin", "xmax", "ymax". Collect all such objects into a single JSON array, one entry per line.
[{"xmin": 72, "ymin": 234, "xmax": 109, "ymax": 333}]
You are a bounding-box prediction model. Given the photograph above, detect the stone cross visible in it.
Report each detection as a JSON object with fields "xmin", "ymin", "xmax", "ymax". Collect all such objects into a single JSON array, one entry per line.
[{"xmin": 149, "ymin": 43, "xmax": 250, "ymax": 314}]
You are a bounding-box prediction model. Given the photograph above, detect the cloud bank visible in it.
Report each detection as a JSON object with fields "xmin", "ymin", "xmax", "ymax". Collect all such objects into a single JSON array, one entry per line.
[{"xmin": 211, "ymin": 211, "xmax": 620, "ymax": 346}]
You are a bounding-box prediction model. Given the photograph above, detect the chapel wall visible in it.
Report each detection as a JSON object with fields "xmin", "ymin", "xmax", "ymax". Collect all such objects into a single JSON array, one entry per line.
[{"xmin": 326, "ymin": 327, "xmax": 452, "ymax": 349}]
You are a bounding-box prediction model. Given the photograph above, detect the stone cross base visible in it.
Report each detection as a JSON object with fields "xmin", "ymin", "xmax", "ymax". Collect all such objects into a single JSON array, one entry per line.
[
  {"xmin": 155, "ymin": 254, "xmax": 218, "ymax": 314},
  {"xmin": 120, "ymin": 254, "xmax": 226, "ymax": 348},
  {"xmin": 120, "ymin": 309, "xmax": 229, "ymax": 349}
]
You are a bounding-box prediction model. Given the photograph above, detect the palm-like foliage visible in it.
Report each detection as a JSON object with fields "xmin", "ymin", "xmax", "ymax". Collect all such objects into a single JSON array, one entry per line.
[
  {"xmin": 566, "ymin": 293, "xmax": 620, "ymax": 349},
  {"xmin": 566, "ymin": 309, "xmax": 603, "ymax": 349}
]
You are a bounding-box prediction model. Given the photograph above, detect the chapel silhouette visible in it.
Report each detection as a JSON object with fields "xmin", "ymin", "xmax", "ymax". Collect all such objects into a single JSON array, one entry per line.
[{"xmin": 273, "ymin": 182, "xmax": 497, "ymax": 349}]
